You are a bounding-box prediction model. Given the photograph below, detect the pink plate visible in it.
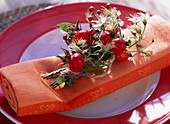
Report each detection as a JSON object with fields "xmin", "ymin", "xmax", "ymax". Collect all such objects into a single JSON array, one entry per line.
[{"xmin": 0, "ymin": 2, "xmax": 169, "ymax": 124}]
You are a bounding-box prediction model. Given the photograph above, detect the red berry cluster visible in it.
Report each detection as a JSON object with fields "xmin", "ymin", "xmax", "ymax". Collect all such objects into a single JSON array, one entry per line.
[
  {"xmin": 48, "ymin": 3, "xmax": 151, "ymax": 88},
  {"xmin": 110, "ymin": 38, "xmax": 130, "ymax": 61},
  {"xmin": 60, "ymin": 4, "xmax": 117, "ymax": 72},
  {"xmin": 61, "ymin": 3, "xmax": 131, "ymax": 72},
  {"xmin": 63, "ymin": 30, "xmax": 95, "ymax": 72},
  {"xmin": 88, "ymin": 6, "xmax": 95, "ymax": 22},
  {"xmin": 86, "ymin": 4, "xmax": 130, "ymax": 61},
  {"xmin": 87, "ymin": 3, "xmax": 112, "ymax": 22},
  {"xmin": 100, "ymin": 32, "xmax": 130, "ymax": 61}
]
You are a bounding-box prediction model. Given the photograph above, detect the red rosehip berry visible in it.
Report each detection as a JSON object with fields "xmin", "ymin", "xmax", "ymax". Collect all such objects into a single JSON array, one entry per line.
[
  {"xmin": 63, "ymin": 35, "xmax": 67, "ymax": 41},
  {"xmin": 109, "ymin": 38, "xmax": 126, "ymax": 53},
  {"xmin": 106, "ymin": 3, "xmax": 111, "ymax": 9},
  {"xmin": 73, "ymin": 30, "xmax": 95, "ymax": 45},
  {"xmin": 97, "ymin": 9, "xmax": 101, "ymax": 15},
  {"xmin": 69, "ymin": 53, "xmax": 84, "ymax": 72},
  {"xmin": 88, "ymin": 15, "xmax": 94, "ymax": 22},
  {"xmin": 100, "ymin": 31, "xmax": 112, "ymax": 44},
  {"xmin": 115, "ymin": 51, "xmax": 130, "ymax": 61},
  {"xmin": 89, "ymin": 6, "xmax": 95, "ymax": 12},
  {"xmin": 89, "ymin": 30, "xmax": 96, "ymax": 36}
]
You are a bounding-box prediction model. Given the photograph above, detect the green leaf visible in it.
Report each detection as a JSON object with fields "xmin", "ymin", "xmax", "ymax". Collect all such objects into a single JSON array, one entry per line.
[
  {"xmin": 75, "ymin": 17, "xmax": 80, "ymax": 31},
  {"xmin": 136, "ymin": 44, "xmax": 142, "ymax": 49},
  {"xmin": 50, "ymin": 81, "xmax": 58, "ymax": 86},
  {"xmin": 65, "ymin": 78, "xmax": 74, "ymax": 87},
  {"xmin": 114, "ymin": 35, "xmax": 118, "ymax": 38},
  {"xmin": 128, "ymin": 38, "xmax": 132, "ymax": 46},
  {"xmin": 47, "ymin": 75, "xmax": 59, "ymax": 79},
  {"xmin": 130, "ymin": 31, "xmax": 136, "ymax": 36},
  {"xmin": 57, "ymin": 23, "xmax": 75, "ymax": 32},
  {"xmin": 56, "ymin": 75, "xmax": 65, "ymax": 85}
]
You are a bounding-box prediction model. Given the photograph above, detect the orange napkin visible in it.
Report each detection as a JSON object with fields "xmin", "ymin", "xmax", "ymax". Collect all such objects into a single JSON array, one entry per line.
[{"xmin": 0, "ymin": 15, "xmax": 170, "ymax": 116}]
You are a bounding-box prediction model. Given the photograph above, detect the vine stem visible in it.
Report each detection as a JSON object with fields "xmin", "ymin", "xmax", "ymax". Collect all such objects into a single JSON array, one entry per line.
[
  {"xmin": 84, "ymin": 55, "xmax": 115, "ymax": 78},
  {"xmin": 128, "ymin": 24, "xmax": 147, "ymax": 49},
  {"xmin": 128, "ymin": 40, "xmax": 140, "ymax": 49},
  {"xmin": 41, "ymin": 68, "xmax": 66, "ymax": 78},
  {"xmin": 42, "ymin": 55, "xmax": 115, "ymax": 85},
  {"xmin": 92, "ymin": 11, "xmax": 99, "ymax": 20}
]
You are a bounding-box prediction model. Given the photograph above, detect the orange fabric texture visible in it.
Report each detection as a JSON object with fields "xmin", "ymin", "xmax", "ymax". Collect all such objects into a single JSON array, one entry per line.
[{"xmin": 0, "ymin": 15, "xmax": 170, "ymax": 116}]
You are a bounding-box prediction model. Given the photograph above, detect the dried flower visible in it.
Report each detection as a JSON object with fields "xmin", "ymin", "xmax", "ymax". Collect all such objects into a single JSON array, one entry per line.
[{"xmin": 42, "ymin": 4, "xmax": 153, "ymax": 88}]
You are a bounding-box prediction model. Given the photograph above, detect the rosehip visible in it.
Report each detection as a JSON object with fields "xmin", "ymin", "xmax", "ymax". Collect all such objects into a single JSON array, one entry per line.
[
  {"xmin": 100, "ymin": 31, "xmax": 112, "ymax": 44},
  {"xmin": 89, "ymin": 30, "xmax": 96, "ymax": 36},
  {"xmin": 73, "ymin": 30, "xmax": 95, "ymax": 45},
  {"xmin": 88, "ymin": 15, "xmax": 94, "ymax": 22},
  {"xmin": 63, "ymin": 35, "xmax": 67, "ymax": 41},
  {"xmin": 109, "ymin": 38, "xmax": 126, "ymax": 53},
  {"xmin": 69, "ymin": 53, "xmax": 84, "ymax": 72},
  {"xmin": 115, "ymin": 51, "xmax": 130, "ymax": 61},
  {"xmin": 106, "ymin": 3, "xmax": 111, "ymax": 9},
  {"xmin": 97, "ymin": 9, "xmax": 101, "ymax": 15},
  {"xmin": 89, "ymin": 6, "xmax": 95, "ymax": 12}
]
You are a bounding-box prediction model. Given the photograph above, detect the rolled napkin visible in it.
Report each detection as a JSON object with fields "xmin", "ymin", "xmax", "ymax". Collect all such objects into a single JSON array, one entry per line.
[{"xmin": 0, "ymin": 15, "xmax": 170, "ymax": 116}]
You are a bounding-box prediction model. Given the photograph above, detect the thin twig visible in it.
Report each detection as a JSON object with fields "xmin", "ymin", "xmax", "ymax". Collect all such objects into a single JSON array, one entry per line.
[
  {"xmin": 84, "ymin": 55, "xmax": 114, "ymax": 78},
  {"xmin": 41, "ymin": 68, "xmax": 66, "ymax": 78}
]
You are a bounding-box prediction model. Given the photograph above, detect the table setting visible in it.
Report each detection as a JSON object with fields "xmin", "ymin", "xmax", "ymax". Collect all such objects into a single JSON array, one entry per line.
[{"xmin": 0, "ymin": 0, "xmax": 170, "ymax": 123}]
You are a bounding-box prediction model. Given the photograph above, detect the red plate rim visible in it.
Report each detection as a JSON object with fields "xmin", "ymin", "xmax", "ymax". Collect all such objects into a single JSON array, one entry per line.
[{"xmin": 0, "ymin": 2, "xmax": 169, "ymax": 124}]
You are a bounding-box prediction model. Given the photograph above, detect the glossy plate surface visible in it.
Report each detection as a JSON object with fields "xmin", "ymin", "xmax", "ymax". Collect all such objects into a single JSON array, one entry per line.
[{"xmin": 0, "ymin": 2, "xmax": 169, "ymax": 124}]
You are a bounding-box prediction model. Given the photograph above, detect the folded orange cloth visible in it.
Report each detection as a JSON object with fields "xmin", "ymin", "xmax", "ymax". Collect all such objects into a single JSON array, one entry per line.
[{"xmin": 0, "ymin": 15, "xmax": 170, "ymax": 116}]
